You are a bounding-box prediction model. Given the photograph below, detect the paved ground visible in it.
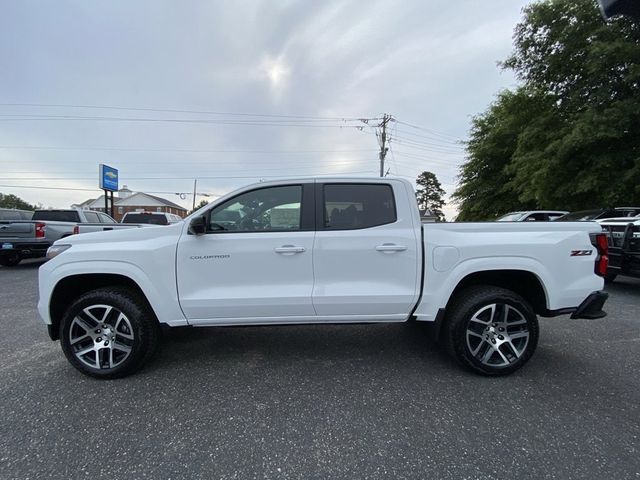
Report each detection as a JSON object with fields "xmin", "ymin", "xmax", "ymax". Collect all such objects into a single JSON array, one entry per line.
[{"xmin": 0, "ymin": 259, "xmax": 639, "ymax": 480}]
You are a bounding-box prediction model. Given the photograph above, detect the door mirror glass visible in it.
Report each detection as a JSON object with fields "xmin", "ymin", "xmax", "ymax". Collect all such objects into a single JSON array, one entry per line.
[{"xmin": 188, "ymin": 215, "xmax": 207, "ymax": 235}]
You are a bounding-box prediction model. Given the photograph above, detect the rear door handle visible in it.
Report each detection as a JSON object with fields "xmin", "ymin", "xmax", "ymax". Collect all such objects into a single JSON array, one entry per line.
[
  {"xmin": 376, "ymin": 243, "xmax": 408, "ymax": 252},
  {"xmin": 275, "ymin": 245, "xmax": 306, "ymax": 254}
]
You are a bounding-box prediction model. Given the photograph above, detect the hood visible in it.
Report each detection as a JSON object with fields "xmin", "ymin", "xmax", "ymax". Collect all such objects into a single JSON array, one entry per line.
[{"xmin": 54, "ymin": 223, "xmax": 183, "ymax": 246}]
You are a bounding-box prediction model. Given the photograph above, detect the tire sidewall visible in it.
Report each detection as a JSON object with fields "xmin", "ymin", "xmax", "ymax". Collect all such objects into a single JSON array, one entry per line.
[{"xmin": 59, "ymin": 289, "xmax": 154, "ymax": 378}]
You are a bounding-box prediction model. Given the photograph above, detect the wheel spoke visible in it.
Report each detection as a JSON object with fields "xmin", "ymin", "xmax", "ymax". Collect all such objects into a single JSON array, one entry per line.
[
  {"xmin": 496, "ymin": 348, "xmax": 510, "ymax": 365},
  {"xmin": 73, "ymin": 316, "xmax": 94, "ymax": 333},
  {"xmin": 76, "ymin": 345, "xmax": 95, "ymax": 357},
  {"xmin": 508, "ymin": 318, "xmax": 527, "ymax": 326},
  {"xmin": 82, "ymin": 308, "xmax": 103, "ymax": 326},
  {"xmin": 505, "ymin": 340, "xmax": 521, "ymax": 359},
  {"xmin": 480, "ymin": 344, "xmax": 495, "ymax": 363},
  {"xmin": 70, "ymin": 333, "xmax": 89, "ymax": 345},
  {"xmin": 112, "ymin": 341, "xmax": 131, "ymax": 354},
  {"xmin": 100, "ymin": 306, "xmax": 114, "ymax": 324},
  {"xmin": 509, "ymin": 331, "xmax": 529, "ymax": 340}
]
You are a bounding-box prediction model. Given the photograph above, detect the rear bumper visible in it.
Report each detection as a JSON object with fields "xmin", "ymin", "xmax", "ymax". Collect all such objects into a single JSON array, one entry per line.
[
  {"xmin": 542, "ymin": 290, "xmax": 608, "ymax": 319},
  {"xmin": 570, "ymin": 291, "xmax": 608, "ymax": 320},
  {"xmin": 0, "ymin": 241, "xmax": 50, "ymax": 259}
]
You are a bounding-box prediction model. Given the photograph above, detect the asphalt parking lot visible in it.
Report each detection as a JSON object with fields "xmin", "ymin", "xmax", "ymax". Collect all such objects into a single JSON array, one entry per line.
[{"xmin": 1, "ymin": 260, "xmax": 639, "ymax": 480}]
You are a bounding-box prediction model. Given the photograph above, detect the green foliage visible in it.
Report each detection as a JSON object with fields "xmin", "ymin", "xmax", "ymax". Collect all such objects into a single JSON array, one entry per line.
[
  {"xmin": 416, "ymin": 171, "xmax": 446, "ymax": 221},
  {"xmin": 188, "ymin": 199, "xmax": 209, "ymax": 215},
  {"xmin": 0, "ymin": 193, "xmax": 36, "ymax": 211},
  {"xmin": 454, "ymin": 0, "xmax": 640, "ymax": 220}
]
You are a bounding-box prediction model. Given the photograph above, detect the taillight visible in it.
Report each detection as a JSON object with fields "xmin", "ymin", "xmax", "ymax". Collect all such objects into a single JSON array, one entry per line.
[
  {"xmin": 73, "ymin": 225, "xmax": 79, "ymax": 235},
  {"xmin": 35, "ymin": 222, "xmax": 46, "ymax": 238},
  {"xmin": 593, "ymin": 233, "xmax": 609, "ymax": 277}
]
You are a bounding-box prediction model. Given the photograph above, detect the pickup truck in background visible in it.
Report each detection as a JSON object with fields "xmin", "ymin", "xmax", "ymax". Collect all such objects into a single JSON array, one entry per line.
[
  {"xmin": 38, "ymin": 177, "xmax": 609, "ymax": 379},
  {"xmin": 599, "ymin": 217, "xmax": 640, "ymax": 283},
  {"xmin": 121, "ymin": 211, "xmax": 183, "ymax": 225},
  {"xmin": 0, "ymin": 209, "xmax": 131, "ymax": 266}
]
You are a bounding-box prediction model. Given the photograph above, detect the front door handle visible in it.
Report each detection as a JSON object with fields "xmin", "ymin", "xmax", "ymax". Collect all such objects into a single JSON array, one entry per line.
[
  {"xmin": 275, "ymin": 245, "xmax": 306, "ymax": 254},
  {"xmin": 375, "ymin": 243, "xmax": 408, "ymax": 253}
]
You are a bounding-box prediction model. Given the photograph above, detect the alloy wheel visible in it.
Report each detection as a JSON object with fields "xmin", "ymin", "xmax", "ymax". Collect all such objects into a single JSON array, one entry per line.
[
  {"xmin": 68, "ymin": 304, "xmax": 135, "ymax": 370},
  {"xmin": 465, "ymin": 303, "xmax": 530, "ymax": 367}
]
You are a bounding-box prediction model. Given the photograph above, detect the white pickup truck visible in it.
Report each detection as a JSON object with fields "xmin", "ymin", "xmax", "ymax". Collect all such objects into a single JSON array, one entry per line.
[{"xmin": 38, "ymin": 177, "xmax": 609, "ymax": 378}]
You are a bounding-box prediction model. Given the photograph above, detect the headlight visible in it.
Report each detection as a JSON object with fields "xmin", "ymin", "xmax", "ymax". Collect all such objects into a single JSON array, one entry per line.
[{"xmin": 46, "ymin": 244, "xmax": 72, "ymax": 260}]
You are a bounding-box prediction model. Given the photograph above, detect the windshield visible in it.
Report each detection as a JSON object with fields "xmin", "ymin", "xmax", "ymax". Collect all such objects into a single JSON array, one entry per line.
[{"xmin": 496, "ymin": 212, "xmax": 525, "ymax": 222}]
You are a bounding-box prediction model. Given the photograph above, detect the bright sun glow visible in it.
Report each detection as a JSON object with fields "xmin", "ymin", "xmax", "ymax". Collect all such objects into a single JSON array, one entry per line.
[{"xmin": 260, "ymin": 55, "xmax": 291, "ymax": 90}]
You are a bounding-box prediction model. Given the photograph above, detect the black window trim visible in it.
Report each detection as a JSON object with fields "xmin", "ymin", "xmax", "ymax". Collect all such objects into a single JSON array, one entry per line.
[
  {"xmin": 315, "ymin": 182, "xmax": 398, "ymax": 231},
  {"xmin": 203, "ymin": 183, "xmax": 315, "ymax": 234}
]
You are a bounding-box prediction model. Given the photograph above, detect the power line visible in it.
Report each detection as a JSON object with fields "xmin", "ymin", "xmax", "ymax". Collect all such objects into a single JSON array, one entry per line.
[
  {"xmin": 394, "ymin": 119, "xmax": 461, "ymax": 141},
  {"xmin": 0, "ymin": 102, "xmax": 372, "ymax": 122},
  {"xmin": 1, "ymin": 171, "xmax": 377, "ymax": 181},
  {"xmin": 0, "ymin": 114, "xmax": 370, "ymax": 128},
  {"xmin": 0, "ymin": 145, "xmax": 376, "ymax": 154}
]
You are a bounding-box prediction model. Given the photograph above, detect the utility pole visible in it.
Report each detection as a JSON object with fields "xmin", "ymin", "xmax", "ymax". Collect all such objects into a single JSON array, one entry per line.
[
  {"xmin": 378, "ymin": 114, "xmax": 392, "ymax": 177},
  {"xmin": 192, "ymin": 179, "xmax": 197, "ymax": 211}
]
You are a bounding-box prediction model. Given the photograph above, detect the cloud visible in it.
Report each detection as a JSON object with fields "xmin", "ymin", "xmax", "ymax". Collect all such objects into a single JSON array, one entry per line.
[{"xmin": 0, "ymin": 0, "xmax": 530, "ymax": 214}]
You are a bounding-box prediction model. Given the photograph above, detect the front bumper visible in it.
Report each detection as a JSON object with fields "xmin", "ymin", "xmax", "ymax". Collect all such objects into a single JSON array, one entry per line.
[{"xmin": 570, "ymin": 291, "xmax": 608, "ymax": 320}]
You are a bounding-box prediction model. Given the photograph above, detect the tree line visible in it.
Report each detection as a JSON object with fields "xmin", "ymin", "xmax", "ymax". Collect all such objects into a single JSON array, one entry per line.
[{"xmin": 452, "ymin": 0, "xmax": 640, "ymax": 220}]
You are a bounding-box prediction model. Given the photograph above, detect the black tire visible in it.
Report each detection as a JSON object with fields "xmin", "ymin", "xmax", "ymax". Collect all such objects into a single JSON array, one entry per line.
[
  {"xmin": 442, "ymin": 286, "xmax": 539, "ymax": 376},
  {"xmin": 59, "ymin": 287, "xmax": 160, "ymax": 379},
  {"xmin": 604, "ymin": 273, "xmax": 617, "ymax": 284},
  {"xmin": 0, "ymin": 253, "xmax": 21, "ymax": 267}
]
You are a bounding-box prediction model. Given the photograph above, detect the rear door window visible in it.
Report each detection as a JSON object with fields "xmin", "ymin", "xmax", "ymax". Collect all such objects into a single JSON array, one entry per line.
[{"xmin": 323, "ymin": 184, "xmax": 396, "ymax": 230}]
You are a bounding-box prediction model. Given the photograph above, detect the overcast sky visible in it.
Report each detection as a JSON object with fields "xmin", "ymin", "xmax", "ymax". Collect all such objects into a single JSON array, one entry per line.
[{"xmin": 0, "ymin": 0, "xmax": 531, "ymax": 218}]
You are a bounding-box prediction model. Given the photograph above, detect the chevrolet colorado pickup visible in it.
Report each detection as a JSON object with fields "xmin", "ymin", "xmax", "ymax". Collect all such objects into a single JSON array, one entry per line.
[{"xmin": 38, "ymin": 177, "xmax": 609, "ymax": 378}]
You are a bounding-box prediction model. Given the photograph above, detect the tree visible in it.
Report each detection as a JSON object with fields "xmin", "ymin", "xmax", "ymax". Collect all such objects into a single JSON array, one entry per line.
[
  {"xmin": 454, "ymin": 0, "xmax": 640, "ymax": 220},
  {"xmin": 0, "ymin": 193, "xmax": 36, "ymax": 211},
  {"xmin": 188, "ymin": 199, "xmax": 209, "ymax": 215},
  {"xmin": 416, "ymin": 171, "xmax": 446, "ymax": 221}
]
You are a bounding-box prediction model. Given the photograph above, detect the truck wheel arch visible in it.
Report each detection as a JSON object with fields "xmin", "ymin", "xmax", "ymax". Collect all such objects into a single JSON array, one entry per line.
[
  {"xmin": 447, "ymin": 270, "xmax": 548, "ymax": 316},
  {"xmin": 48, "ymin": 273, "xmax": 157, "ymax": 340}
]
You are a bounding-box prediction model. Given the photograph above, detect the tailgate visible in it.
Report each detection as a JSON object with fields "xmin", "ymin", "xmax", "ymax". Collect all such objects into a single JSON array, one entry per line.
[{"xmin": 0, "ymin": 221, "xmax": 35, "ymax": 239}]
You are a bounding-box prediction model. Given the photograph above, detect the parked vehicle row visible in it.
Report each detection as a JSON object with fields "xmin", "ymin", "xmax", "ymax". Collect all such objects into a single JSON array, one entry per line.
[
  {"xmin": 0, "ymin": 209, "xmax": 169, "ymax": 266},
  {"xmin": 497, "ymin": 207, "xmax": 640, "ymax": 222}
]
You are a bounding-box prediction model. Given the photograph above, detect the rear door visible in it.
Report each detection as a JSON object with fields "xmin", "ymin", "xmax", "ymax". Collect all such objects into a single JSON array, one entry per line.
[{"xmin": 312, "ymin": 181, "xmax": 420, "ymax": 320}]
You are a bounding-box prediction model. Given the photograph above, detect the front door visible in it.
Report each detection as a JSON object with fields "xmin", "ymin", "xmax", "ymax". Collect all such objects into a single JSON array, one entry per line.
[{"xmin": 176, "ymin": 183, "xmax": 316, "ymax": 323}]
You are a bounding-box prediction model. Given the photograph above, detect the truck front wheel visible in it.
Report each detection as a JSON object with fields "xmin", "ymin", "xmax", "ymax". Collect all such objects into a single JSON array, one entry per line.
[
  {"xmin": 59, "ymin": 287, "xmax": 160, "ymax": 379},
  {"xmin": 442, "ymin": 286, "xmax": 539, "ymax": 376}
]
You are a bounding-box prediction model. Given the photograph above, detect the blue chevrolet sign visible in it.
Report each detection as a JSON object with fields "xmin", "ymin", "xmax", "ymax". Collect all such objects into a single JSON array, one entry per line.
[{"xmin": 99, "ymin": 164, "xmax": 119, "ymax": 192}]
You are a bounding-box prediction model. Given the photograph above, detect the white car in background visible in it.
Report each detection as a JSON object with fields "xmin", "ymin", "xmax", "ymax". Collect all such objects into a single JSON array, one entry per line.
[{"xmin": 496, "ymin": 210, "xmax": 569, "ymax": 222}]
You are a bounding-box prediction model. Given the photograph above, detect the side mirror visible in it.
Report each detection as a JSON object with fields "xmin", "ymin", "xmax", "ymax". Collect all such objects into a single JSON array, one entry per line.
[{"xmin": 188, "ymin": 215, "xmax": 207, "ymax": 235}]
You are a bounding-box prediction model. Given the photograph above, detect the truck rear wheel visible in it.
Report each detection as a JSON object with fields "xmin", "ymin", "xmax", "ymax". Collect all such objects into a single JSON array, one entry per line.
[
  {"xmin": 59, "ymin": 287, "xmax": 160, "ymax": 379},
  {"xmin": 442, "ymin": 286, "xmax": 539, "ymax": 376},
  {"xmin": 0, "ymin": 253, "xmax": 21, "ymax": 267}
]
